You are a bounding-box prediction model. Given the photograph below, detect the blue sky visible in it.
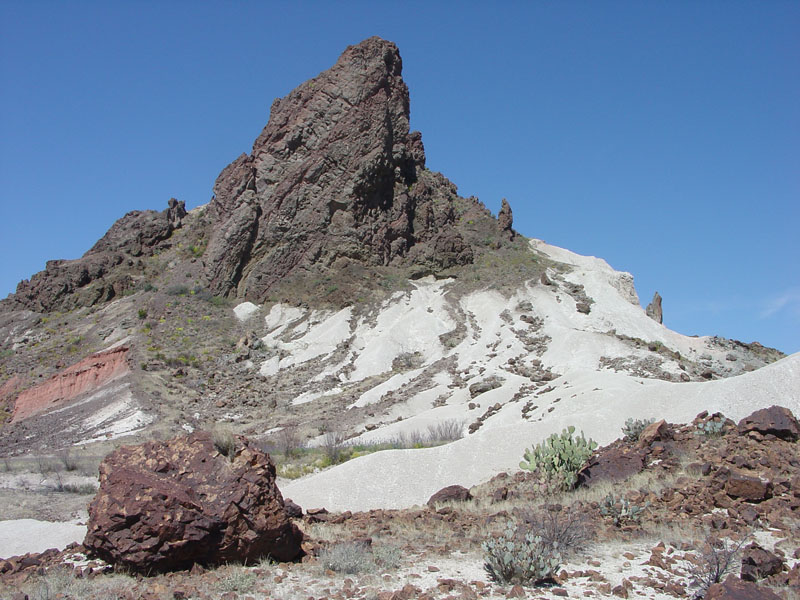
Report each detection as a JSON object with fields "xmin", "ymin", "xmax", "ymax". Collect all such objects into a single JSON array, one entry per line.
[{"xmin": 1, "ymin": 2, "xmax": 798, "ymax": 354}]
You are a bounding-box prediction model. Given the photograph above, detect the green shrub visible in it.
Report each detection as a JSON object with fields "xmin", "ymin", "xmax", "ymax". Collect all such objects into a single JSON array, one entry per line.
[
  {"xmin": 621, "ymin": 417, "xmax": 654, "ymax": 442},
  {"xmin": 519, "ymin": 426, "xmax": 597, "ymax": 490},
  {"xmin": 483, "ymin": 521, "xmax": 561, "ymax": 586}
]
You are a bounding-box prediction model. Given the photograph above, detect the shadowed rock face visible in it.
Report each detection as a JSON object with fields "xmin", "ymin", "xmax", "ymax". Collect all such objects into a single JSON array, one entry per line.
[
  {"xmin": 84, "ymin": 431, "xmax": 303, "ymax": 572},
  {"xmin": 204, "ymin": 36, "xmax": 473, "ymax": 300}
]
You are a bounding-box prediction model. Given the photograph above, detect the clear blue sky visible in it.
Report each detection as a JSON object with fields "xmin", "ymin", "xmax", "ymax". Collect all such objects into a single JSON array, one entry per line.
[{"xmin": 1, "ymin": 2, "xmax": 798, "ymax": 354}]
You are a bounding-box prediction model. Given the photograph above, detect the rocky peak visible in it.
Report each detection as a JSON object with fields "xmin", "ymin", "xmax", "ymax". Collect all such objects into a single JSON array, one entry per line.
[
  {"xmin": 646, "ymin": 291, "xmax": 663, "ymax": 324},
  {"xmin": 203, "ymin": 37, "xmax": 475, "ymax": 300}
]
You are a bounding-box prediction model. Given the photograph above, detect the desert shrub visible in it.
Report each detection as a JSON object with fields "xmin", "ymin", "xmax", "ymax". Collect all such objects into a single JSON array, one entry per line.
[
  {"xmin": 278, "ymin": 424, "xmax": 304, "ymax": 459},
  {"xmin": 600, "ymin": 493, "xmax": 649, "ymax": 526},
  {"xmin": 372, "ymin": 543, "xmax": 402, "ymax": 569},
  {"xmin": 165, "ymin": 284, "xmax": 190, "ymax": 296},
  {"xmin": 216, "ymin": 569, "xmax": 257, "ymax": 593},
  {"xmin": 322, "ymin": 430, "xmax": 348, "ymax": 464},
  {"xmin": 483, "ymin": 520, "xmax": 561, "ymax": 586},
  {"xmin": 688, "ymin": 534, "xmax": 748, "ymax": 598},
  {"xmin": 318, "ymin": 541, "xmax": 374, "ymax": 574},
  {"xmin": 621, "ymin": 417, "xmax": 654, "ymax": 442},
  {"xmin": 393, "ymin": 351, "xmax": 423, "ymax": 370},
  {"xmin": 57, "ymin": 448, "xmax": 80, "ymax": 471},
  {"xmin": 28, "ymin": 566, "xmax": 90, "ymax": 600},
  {"xmin": 518, "ymin": 509, "xmax": 590, "ymax": 557},
  {"xmin": 212, "ymin": 427, "xmax": 237, "ymax": 459},
  {"xmin": 427, "ymin": 419, "xmax": 464, "ymax": 443},
  {"xmin": 519, "ymin": 426, "xmax": 597, "ymax": 490},
  {"xmin": 137, "ymin": 308, "xmax": 148, "ymax": 320}
]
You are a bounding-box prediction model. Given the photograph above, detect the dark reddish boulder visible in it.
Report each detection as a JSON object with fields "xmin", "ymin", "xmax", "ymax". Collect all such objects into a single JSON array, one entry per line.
[
  {"xmin": 427, "ymin": 485, "xmax": 472, "ymax": 506},
  {"xmin": 577, "ymin": 446, "xmax": 646, "ymax": 487},
  {"xmin": 283, "ymin": 499, "xmax": 303, "ymax": 518},
  {"xmin": 724, "ymin": 470, "xmax": 771, "ymax": 502},
  {"xmin": 705, "ymin": 576, "xmax": 782, "ymax": 599},
  {"xmin": 84, "ymin": 431, "xmax": 303, "ymax": 572},
  {"xmin": 738, "ymin": 406, "xmax": 800, "ymax": 442},
  {"xmin": 741, "ymin": 543, "xmax": 784, "ymax": 581},
  {"xmin": 637, "ymin": 419, "xmax": 671, "ymax": 448}
]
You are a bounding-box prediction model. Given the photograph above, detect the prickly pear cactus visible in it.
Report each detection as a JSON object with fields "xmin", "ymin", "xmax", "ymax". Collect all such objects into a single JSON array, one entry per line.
[
  {"xmin": 519, "ymin": 426, "xmax": 597, "ymax": 490},
  {"xmin": 482, "ymin": 521, "xmax": 562, "ymax": 585}
]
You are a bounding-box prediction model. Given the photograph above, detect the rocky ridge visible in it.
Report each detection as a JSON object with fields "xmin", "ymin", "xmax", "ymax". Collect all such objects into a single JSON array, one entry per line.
[{"xmin": 3, "ymin": 37, "xmax": 512, "ymax": 315}]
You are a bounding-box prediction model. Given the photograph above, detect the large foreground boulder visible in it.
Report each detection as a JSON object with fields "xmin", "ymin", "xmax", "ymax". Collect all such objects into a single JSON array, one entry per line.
[{"xmin": 84, "ymin": 431, "xmax": 303, "ymax": 572}]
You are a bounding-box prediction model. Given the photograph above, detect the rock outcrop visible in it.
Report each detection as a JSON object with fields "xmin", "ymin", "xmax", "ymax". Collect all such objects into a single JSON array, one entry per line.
[
  {"xmin": 427, "ymin": 485, "xmax": 472, "ymax": 506},
  {"xmin": 203, "ymin": 37, "xmax": 479, "ymax": 300},
  {"xmin": 497, "ymin": 198, "xmax": 515, "ymax": 240},
  {"xmin": 645, "ymin": 291, "xmax": 663, "ymax": 324},
  {"xmin": 5, "ymin": 199, "xmax": 185, "ymax": 312},
  {"xmin": 84, "ymin": 431, "xmax": 302, "ymax": 572},
  {"xmin": 10, "ymin": 346, "xmax": 130, "ymax": 422},
  {"xmin": 737, "ymin": 405, "xmax": 800, "ymax": 442}
]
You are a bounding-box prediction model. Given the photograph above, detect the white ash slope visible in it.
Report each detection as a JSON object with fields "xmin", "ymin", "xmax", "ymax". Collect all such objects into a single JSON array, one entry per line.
[{"xmin": 236, "ymin": 239, "xmax": 798, "ymax": 512}]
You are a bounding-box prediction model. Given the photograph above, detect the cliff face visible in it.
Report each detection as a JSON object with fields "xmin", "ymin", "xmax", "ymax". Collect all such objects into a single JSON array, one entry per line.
[{"xmin": 204, "ymin": 37, "xmax": 476, "ymax": 300}]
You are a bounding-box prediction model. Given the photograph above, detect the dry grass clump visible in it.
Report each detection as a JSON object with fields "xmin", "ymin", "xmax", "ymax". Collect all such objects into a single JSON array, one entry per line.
[
  {"xmin": 318, "ymin": 540, "xmax": 402, "ymax": 574},
  {"xmin": 212, "ymin": 426, "xmax": 237, "ymax": 459},
  {"xmin": 6, "ymin": 567, "xmax": 137, "ymax": 600}
]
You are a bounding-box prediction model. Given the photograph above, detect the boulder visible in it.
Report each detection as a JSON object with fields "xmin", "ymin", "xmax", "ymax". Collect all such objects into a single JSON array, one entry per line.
[
  {"xmin": 738, "ymin": 406, "xmax": 800, "ymax": 442},
  {"xmin": 740, "ymin": 543, "xmax": 784, "ymax": 581},
  {"xmin": 705, "ymin": 576, "xmax": 782, "ymax": 599},
  {"xmin": 427, "ymin": 485, "xmax": 472, "ymax": 506},
  {"xmin": 724, "ymin": 470, "xmax": 770, "ymax": 502},
  {"xmin": 84, "ymin": 431, "xmax": 303, "ymax": 572},
  {"xmin": 637, "ymin": 419, "xmax": 671, "ymax": 448},
  {"xmin": 577, "ymin": 446, "xmax": 646, "ymax": 487}
]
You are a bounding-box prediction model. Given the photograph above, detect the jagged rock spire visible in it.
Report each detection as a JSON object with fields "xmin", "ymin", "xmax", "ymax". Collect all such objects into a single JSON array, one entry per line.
[{"xmin": 203, "ymin": 37, "xmax": 471, "ymax": 299}]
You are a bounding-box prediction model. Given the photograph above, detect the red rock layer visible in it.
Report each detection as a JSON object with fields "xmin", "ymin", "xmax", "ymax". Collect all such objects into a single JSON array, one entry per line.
[{"xmin": 10, "ymin": 346, "xmax": 130, "ymax": 422}]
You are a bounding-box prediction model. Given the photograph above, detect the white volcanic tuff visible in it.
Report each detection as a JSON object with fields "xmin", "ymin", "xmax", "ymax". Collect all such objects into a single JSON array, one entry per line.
[
  {"xmin": 236, "ymin": 239, "xmax": 799, "ymax": 510},
  {"xmin": 283, "ymin": 354, "xmax": 800, "ymax": 511},
  {"xmin": 346, "ymin": 279, "xmax": 454, "ymax": 381},
  {"xmin": 260, "ymin": 306, "xmax": 353, "ymax": 376}
]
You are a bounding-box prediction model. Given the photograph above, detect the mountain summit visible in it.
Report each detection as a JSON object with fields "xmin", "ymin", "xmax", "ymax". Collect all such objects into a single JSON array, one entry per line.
[
  {"xmin": 205, "ymin": 36, "xmax": 479, "ymax": 299},
  {"xmin": 5, "ymin": 37, "xmax": 511, "ymax": 313}
]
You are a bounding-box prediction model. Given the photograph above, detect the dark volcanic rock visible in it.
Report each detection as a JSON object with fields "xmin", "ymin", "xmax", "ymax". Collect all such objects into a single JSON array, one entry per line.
[
  {"xmin": 741, "ymin": 543, "xmax": 784, "ymax": 582},
  {"xmin": 427, "ymin": 485, "xmax": 472, "ymax": 506},
  {"xmin": 84, "ymin": 431, "xmax": 302, "ymax": 572},
  {"xmin": 203, "ymin": 37, "xmax": 477, "ymax": 300},
  {"xmin": 5, "ymin": 199, "xmax": 185, "ymax": 312},
  {"xmin": 738, "ymin": 405, "xmax": 800, "ymax": 442},
  {"xmin": 498, "ymin": 198, "xmax": 515, "ymax": 240},
  {"xmin": 577, "ymin": 446, "xmax": 646, "ymax": 487},
  {"xmin": 645, "ymin": 291, "xmax": 663, "ymax": 324},
  {"xmin": 705, "ymin": 576, "xmax": 782, "ymax": 600}
]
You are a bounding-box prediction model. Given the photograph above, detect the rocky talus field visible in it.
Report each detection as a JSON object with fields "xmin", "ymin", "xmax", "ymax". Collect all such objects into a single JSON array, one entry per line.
[{"xmin": 0, "ymin": 37, "xmax": 798, "ymax": 600}]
